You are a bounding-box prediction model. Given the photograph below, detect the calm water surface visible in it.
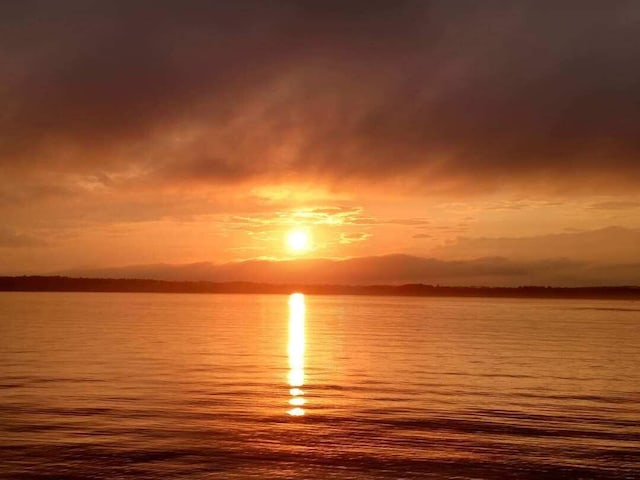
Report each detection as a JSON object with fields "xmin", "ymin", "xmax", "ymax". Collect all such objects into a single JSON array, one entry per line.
[{"xmin": 1, "ymin": 292, "xmax": 639, "ymax": 479}]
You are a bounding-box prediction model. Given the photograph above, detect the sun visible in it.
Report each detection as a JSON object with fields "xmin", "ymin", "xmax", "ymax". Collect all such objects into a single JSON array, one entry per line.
[{"xmin": 286, "ymin": 229, "xmax": 310, "ymax": 253}]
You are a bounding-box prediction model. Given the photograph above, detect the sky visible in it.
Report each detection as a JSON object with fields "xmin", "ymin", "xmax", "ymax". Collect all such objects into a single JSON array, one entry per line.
[{"xmin": 1, "ymin": 1, "xmax": 640, "ymax": 286}]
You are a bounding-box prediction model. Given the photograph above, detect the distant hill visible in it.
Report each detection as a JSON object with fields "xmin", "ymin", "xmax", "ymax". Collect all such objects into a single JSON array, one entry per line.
[
  {"xmin": 1, "ymin": 276, "xmax": 639, "ymax": 300},
  {"xmin": 57, "ymin": 254, "xmax": 640, "ymax": 287}
]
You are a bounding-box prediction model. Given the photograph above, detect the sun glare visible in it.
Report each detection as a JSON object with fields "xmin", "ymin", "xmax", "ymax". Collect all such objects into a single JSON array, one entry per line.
[
  {"xmin": 286, "ymin": 229, "xmax": 310, "ymax": 253},
  {"xmin": 288, "ymin": 293, "xmax": 306, "ymax": 416}
]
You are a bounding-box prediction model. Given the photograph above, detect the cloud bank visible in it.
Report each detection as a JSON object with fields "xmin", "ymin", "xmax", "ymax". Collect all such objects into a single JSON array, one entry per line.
[{"xmin": 2, "ymin": 1, "xmax": 640, "ymax": 195}]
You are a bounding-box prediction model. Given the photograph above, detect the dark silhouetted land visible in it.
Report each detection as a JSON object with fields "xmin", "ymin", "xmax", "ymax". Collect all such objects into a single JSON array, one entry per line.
[{"xmin": 1, "ymin": 276, "xmax": 639, "ymax": 300}]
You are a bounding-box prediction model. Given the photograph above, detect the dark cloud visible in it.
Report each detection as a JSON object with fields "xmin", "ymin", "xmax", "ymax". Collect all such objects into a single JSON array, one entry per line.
[
  {"xmin": 2, "ymin": 1, "xmax": 640, "ymax": 193},
  {"xmin": 60, "ymin": 254, "xmax": 640, "ymax": 287}
]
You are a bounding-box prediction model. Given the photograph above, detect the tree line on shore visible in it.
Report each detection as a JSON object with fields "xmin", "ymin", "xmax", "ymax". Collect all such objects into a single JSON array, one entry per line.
[{"xmin": 1, "ymin": 276, "xmax": 639, "ymax": 299}]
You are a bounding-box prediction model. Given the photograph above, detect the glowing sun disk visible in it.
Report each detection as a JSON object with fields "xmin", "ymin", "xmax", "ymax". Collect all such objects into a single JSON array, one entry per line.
[{"xmin": 287, "ymin": 230, "xmax": 310, "ymax": 253}]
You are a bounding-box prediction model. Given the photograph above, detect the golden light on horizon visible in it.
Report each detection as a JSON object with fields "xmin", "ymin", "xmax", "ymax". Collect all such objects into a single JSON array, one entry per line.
[
  {"xmin": 286, "ymin": 229, "xmax": 310, "ymax": 254},
  {"xmin": 287, "ymin": 293, "xmax": 306, "ymax": 416}
]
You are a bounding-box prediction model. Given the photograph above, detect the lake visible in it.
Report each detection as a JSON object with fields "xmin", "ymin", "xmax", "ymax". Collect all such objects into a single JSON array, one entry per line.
[{"xmin": 1, "ymin": 292, "xmax": 639, "ymax": 479}]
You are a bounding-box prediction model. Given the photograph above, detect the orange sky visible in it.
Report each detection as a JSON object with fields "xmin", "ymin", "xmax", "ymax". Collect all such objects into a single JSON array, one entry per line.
[{"xmin": 1, "ymin": 2, "xmax": 640, "ymax": 285}]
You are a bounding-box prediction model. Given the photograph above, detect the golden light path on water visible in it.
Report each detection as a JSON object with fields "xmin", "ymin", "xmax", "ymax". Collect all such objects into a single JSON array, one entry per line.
[{"xmin": 287, "ymin": 293, "xmax": 306, "ymax": 416}]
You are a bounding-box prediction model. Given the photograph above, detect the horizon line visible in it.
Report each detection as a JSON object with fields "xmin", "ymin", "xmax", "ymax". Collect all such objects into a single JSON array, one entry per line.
[{"xmin": 1, "ymin": 276, "xmax": 639, "ymax": 300}]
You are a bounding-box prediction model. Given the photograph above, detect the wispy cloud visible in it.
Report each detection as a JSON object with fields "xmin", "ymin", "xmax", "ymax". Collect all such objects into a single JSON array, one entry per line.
[{"xmin": 588, "ymin": 201, "xmax": 640, "ymax": 210}]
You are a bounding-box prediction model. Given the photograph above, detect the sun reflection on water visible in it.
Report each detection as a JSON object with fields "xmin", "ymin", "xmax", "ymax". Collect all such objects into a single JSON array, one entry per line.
[{"xmin": 287, "ymin": 293, "xmax": 305, "ymax": 416}]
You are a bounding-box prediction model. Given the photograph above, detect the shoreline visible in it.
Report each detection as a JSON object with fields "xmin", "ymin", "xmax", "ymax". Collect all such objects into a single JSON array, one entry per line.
[{"xmin": 1, "ymin": 276, "xmax": 639, "ymax": 300}]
